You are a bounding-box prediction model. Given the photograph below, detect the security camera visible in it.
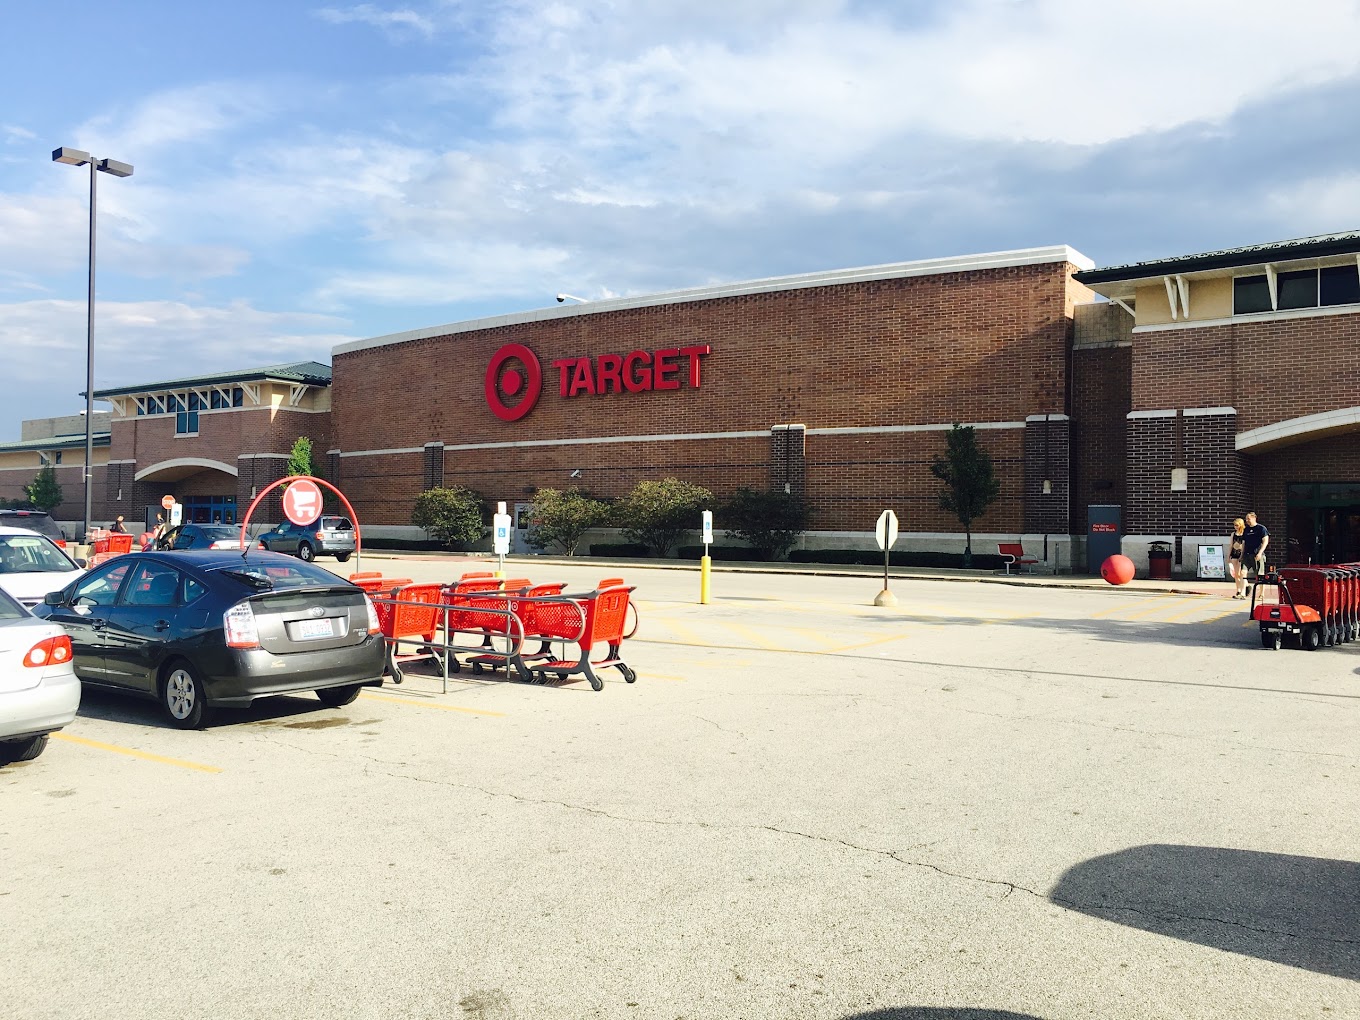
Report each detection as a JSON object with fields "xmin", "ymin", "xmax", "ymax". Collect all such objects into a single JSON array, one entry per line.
[{"xmin": 556, "ymin": 294, "xmax": 566, "ymax": 303}]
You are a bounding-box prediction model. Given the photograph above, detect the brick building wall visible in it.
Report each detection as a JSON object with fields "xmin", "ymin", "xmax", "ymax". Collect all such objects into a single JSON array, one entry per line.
[
  {"xmin": 333, "ymin": 259, "xmax": 1089, "ymax": 533},
  {"xmin": 1131, "ymin": 310, "xmax": 1360, "ymax": 432}
]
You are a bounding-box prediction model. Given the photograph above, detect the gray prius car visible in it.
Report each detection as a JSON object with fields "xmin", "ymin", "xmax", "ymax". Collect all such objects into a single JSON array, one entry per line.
[
  {"xmin": 34, "ymin": 550, "xmax": 384, "ymax": 728},
  {"xmin": 258, "ymin": 516, "xmax": 356, "ymax": 562}
]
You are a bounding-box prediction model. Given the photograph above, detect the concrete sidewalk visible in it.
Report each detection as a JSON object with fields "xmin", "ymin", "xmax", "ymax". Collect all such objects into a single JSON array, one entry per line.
[{"xmin": 356, "ymin": 548, "xmax": 1236, "ymax": 597}]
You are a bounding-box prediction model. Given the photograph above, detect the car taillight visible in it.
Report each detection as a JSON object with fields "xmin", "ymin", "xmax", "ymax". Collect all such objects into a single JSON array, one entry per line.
[
  {"xmin": 25, "ymin": 635, "xmax": 73, "ymax": 668},
  {"xmin": 315, "ymin": 530, "xmax": 325, "ymax": 540},
  {"xmin": 364, "ymin": 595, "xmax": 381, "ymax": 635},
  {"xmin": 210, "ymin": 541, "xmax": 233, "ymax": 549},
  {"xmin": 256, "ymin": 541, "xmax": 266, "ymax": 550},
  {"xmin": 224, "ymin": 601, "xmax": 261, "ymax": 649}
]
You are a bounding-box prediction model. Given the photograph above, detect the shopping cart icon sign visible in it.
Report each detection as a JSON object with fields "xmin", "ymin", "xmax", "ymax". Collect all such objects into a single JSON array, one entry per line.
[{"xmin": 283, "ymin": 479, "xmax": 323, "ymax": 526}]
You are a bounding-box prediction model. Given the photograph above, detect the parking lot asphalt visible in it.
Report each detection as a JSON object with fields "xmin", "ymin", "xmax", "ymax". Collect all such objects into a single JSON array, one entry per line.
[{"xmin": 2, "ymin": 554, "xmax": 1356, "ymax": 1020}]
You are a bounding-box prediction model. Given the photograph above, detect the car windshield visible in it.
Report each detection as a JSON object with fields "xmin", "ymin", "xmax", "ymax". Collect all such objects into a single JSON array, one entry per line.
[
  {"xmin": 214, "ymin": 558, "xmax": 348, "ymax": 592},
  {"xmin": 0, "ymin": 534, "xmax": 76, "ymax": 573},
  {"xmin": 198, "ymin": 526, "xmax": 240, "ymax": 540},
  {"xmin": 0, "ymin": 585, "xmax": 25, "ymax": 620}
]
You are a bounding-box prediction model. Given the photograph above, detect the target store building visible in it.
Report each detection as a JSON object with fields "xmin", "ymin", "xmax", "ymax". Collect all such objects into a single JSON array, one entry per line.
[{"xmin": 330, "ymin": 245, "xmax": 1099, "ymax": 564}]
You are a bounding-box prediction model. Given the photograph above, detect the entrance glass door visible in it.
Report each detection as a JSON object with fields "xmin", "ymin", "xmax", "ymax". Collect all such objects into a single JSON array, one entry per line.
[{"xmin": 1285, "ymin": 483, "xmax": 1360, "ymax": 564}]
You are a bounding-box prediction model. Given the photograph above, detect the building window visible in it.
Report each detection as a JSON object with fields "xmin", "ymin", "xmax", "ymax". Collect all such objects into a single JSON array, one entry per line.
[
  {"xmin": 1277, "ymin": 269, "xmax": 1318, "ymax": 310},
  {"xmin": 1232, "ymin": 276, "xmax": 1272, "ymax": 314},
  {"xmin": 1321, "ymin": 265, "xmax": 1360, "ymax": 306},
  {"xmin": 175, "ymin": 393, "xmax": 200, "ymax": 435},
  {"xmin": 1235, "ymin": 265, "xmax": 1360, "ymax": 315}
]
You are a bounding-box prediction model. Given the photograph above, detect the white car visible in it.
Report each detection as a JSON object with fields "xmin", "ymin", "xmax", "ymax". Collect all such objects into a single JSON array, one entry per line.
[
  {"xmin": 0, "ymin": 525, "xmax": 86, "ymax": 609},
  {"xmin": 0, "ymin": 585, "xmax": 80, "ymax": 764}
]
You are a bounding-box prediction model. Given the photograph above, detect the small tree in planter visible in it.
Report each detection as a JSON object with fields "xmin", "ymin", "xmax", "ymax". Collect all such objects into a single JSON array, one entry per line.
[
  {"xmin": 412, "ymin": 486, "xmax": 486, "ymax": 549},
  {"xmin": 929, "ymin": 424, "xmax": 1000, "ymax": 568},
  {"xmin": 527, "ymin": 487, "xmax": 610, "ymax": 556},
  {"xmin": 616, "ymin": 477, "xmax": 713, "ymax": 557},
  {"xmin": 722, "ymin": 487, "xmax": 811, "ymax": 561},
  {"xmin": 24, "ymin": 465, "xmax": 64, "ymax": 513},
  {"xmin": 286, "ymin": 436, "xmax": 315, "ymax": 478}
]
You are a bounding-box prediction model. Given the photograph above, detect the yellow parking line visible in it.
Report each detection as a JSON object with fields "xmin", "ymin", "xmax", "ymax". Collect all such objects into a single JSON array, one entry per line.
[
  {"xmin": 659, "ymin": 618, "xmax": 711, "ymax": 646},
  {"xmin": 1114, "ymin": 596, "xmax": 1204, "ymax": 621},
  {"xmin": 1158, "ymin": 599, "xmax": 1227, "ymax": 623},
  {"xmin": 51, "ymin": 732, "xmax": 222, "ymax": 773},
  {"xmin": 715, "ymin": 621, "xmax": 784, "ymax": 650},
  {"xmin": 360, "ymin": 692, "xmax": 506, "ymax": 717},
  {"xmin": 1090, "ymin": 593, "xmax": 1180, "ymax": 618},
  {"xmin": 824, "ymin": 631, "xmax": 914, "ymax": 654},
  {"xmin": 1196, "ymin": 607, "xmax": 1250, "ymax": 624}
]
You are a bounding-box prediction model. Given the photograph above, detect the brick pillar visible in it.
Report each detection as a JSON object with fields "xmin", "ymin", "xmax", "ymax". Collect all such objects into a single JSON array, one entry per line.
[
  {"xmin": 770, "ymin": 424, "xmax": 806, "ymax": 496},
  {"xmin": 1023, "ymin": 415, "xmax": 1070, "ymax": 534},
  {"xmin": 327, "ymin": 449, "xmax": 341, "ymax": 488}
]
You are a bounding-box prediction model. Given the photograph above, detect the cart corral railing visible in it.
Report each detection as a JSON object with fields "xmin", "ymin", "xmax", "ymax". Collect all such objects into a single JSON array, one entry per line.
[{"xmin": 363, "ymin": 578, "xmax": 638, "ymax": 693}]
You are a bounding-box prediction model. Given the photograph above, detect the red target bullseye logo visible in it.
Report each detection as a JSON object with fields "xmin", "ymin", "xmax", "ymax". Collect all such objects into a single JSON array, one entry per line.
[{"xmin": 484, "ymin": 343, "xmax": 542, "ymax": 421}]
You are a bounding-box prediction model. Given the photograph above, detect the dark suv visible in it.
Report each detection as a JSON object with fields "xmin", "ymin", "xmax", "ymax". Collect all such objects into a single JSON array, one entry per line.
[
  {"xmin": 0, "ymin": 509, "xmax": 68, "ymax": 547},
  {"xmin": 259, "ymin": 516, "xmax": 356, "ymax": 562}
]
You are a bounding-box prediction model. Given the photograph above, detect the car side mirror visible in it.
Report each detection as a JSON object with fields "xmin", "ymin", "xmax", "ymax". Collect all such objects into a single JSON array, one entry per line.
[
  {"xmin": 44, "ymin": 590, "xmax": 64, "ymax": 606},
  {"xmin": 75, "ymin": 557, "xmax": 88, "ymax": 568}
]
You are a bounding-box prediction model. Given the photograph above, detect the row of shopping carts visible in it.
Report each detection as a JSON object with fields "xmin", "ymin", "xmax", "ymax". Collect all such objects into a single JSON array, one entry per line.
[
  {"xmin": 349, "ymin": 571, "xmax": 638, "ymax": 691},
  {"xmin": 1250, "ymin": 563, "xmax": 1360, "ymax": 650}
]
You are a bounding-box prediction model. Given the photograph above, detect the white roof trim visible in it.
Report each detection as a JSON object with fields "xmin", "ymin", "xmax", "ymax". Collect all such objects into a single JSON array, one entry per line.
[
  {"xmin": 1128, "ymin": 409, "xmax": 1178, "ymax": 419},
  {"xmin": 1133, "ymin": 302, "xmax": 1360, "ymax": 333},
  {"xmin": 334, "ymin": 245, "xmax": 1094, "ymax": 357},
  {"xmin": 1237, "ymin": 406, "xmax": 1360, "ymax": 452},
  {"xmin": 1184, "ymin": 406, "xmax": 1236, "ymax": 417}
]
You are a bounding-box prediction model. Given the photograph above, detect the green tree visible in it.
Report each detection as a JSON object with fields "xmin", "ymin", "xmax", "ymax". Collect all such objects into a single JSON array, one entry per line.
[
  {"xmin": 412, "ymin": 486, "xmax": 486, "ymax": 549},
  {"xmin": 722, "ymin": 487, "xmax": 811, "ymax": 561},
  {"xmin": 616, "ymin": 477, "xmax": 713, "ymax": 557},
  {"xmin": 286, "ymin": 436, "xmax": 315, "ymax": 478},
  {"xmin": 527, "ymin": 487, "xmax": 610, "ymax": 556},
  {"xmin": 24, "ymin": 465, "xmax": 64, "ymax": 513},
  {"xmin": 929, "ymin": 423, "xmax": 1001, "ymax": 568}
]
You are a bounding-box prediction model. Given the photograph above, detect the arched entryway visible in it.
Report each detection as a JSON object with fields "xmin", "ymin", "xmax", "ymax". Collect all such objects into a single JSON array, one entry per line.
[{"xmin": 134, "ymin": 458, "xmax": 240, "ymax": 526}]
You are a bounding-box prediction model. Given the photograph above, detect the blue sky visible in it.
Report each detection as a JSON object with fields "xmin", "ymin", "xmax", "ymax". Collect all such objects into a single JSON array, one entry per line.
[{"xmin": 3, "ymin": 0, "xmax": 1360, "ymax": 434}]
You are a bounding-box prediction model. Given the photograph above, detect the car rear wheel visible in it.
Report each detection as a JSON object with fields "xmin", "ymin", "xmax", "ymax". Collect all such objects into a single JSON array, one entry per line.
[
  {"xmin": 161, "ymin": 660, "xmax": 209, "ymax": 729},
  {"xmin": 297, "ymin": 542, "xmax": 315, "ymax": 562},
  {"xmin": 0, "ymin": 734, "xmax": 49, "ymax": 764},
  {"xmin": 335, "ymin": 552, "xmax": 351, "ymax": 563},
  {"xmin": 315, "ymin": 683, "xmax": 363, "ymax": 707}
]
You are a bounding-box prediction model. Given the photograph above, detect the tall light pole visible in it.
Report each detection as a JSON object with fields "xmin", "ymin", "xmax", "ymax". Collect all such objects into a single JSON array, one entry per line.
[{"xmin": 52, "ymin": 147, "xmax": 133, "ymax": 541}]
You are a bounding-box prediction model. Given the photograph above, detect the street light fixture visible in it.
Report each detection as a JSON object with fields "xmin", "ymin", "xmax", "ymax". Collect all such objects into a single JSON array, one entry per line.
[{"xmin": 52, "ymin": 146, "xmax": 133, "ymax": 542}]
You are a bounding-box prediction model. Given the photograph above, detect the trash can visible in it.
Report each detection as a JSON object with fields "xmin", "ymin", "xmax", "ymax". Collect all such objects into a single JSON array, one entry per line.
[{"xmin": 1148, "ymin": 541, "xmax": 1173, "ymax": 580}]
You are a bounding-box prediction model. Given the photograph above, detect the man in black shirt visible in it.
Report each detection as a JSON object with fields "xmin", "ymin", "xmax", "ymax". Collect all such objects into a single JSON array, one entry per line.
[{"xmin": 1242, "ymin": 511, "xmax": 1270, "ymax": 579}]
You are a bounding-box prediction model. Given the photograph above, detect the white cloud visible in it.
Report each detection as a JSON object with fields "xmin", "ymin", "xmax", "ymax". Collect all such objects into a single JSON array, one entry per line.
[
  {"xmin": 480, "ymin": 0, "xmax": 1360, "ymax": 151},
  {"xmin": 314, "ymin": 4, "xmax": 436, "ymax": 38},
  {"xmin": 0, "ymin": 298, "xmax": 356, "ymax": 423},
  {"xmin": 1265, "ymin": 173, "xmax": 1360, "ymax": 235}
]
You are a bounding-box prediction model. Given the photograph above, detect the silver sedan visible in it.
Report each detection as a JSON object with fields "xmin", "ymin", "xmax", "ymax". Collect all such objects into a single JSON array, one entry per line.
[{"xmin": 0, "ymin": 586, "xmax": 80, "ymax": 765}]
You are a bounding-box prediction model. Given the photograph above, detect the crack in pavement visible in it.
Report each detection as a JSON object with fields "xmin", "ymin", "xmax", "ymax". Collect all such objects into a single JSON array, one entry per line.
[{"xmin": 364, "ymin": 763, "xmax": 1356, "ymax": 947}]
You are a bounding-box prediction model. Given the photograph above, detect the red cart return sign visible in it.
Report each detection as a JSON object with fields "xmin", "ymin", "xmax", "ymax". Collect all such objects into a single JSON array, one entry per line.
[{"xmin": 283, "ymin": 479, "xmax": 323, "ymax": 526}]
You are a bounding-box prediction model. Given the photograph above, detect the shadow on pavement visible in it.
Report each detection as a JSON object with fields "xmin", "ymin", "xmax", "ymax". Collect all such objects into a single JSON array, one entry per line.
[
  {"xmin": 844, "ymin": 1010, "xmax": 1044, "ymax": 1019},
  {"xmin": 76, "ymin": 684, "xmax": 352, "ymax": 729},
  {"xmin": 1049, "ymin": 844, "xmax": 1360, "ymax": 980}
]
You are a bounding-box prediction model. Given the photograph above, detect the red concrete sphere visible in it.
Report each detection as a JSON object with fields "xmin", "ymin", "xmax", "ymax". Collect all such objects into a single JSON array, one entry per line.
[{"xmin": 1101, "ymin": 554, "xmax": 1136, "ymax": 585}]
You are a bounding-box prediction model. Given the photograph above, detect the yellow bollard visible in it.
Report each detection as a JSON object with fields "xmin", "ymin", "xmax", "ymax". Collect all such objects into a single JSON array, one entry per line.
[{"xmin": 700, "ymin": 555, "xmax": 711, "ymax": 604}]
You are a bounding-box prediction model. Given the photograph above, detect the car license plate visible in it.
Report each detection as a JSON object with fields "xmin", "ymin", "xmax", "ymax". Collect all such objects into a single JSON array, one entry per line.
[{"xmin": 295, "ymin": 618, "xmax": 334, "ymax": 640}]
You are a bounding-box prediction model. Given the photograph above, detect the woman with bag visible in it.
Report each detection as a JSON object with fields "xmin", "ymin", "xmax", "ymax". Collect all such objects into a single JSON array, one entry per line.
[{"xmin": 1228, "ymin": 517, "xmax": 1246, "ymax": 599}]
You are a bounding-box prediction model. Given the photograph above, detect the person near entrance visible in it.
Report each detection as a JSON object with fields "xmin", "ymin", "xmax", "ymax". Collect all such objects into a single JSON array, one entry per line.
[
  {"xmin": 110, "ymin": 515, "xmax": 127, "ymax": 534},
  {"xmin": 1228, "ymin": 517, "xmax": 1247, "ymax": 598},
  {"xmin": 1242, "ymin": 511, "xmax": 1270, "ymax": 587}
]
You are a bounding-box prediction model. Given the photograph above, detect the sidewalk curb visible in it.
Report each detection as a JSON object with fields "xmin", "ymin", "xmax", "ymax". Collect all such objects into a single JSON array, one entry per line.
[{"xmin": 355, "ymin": 550, "xmax": 1229, "ymax": 598}]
